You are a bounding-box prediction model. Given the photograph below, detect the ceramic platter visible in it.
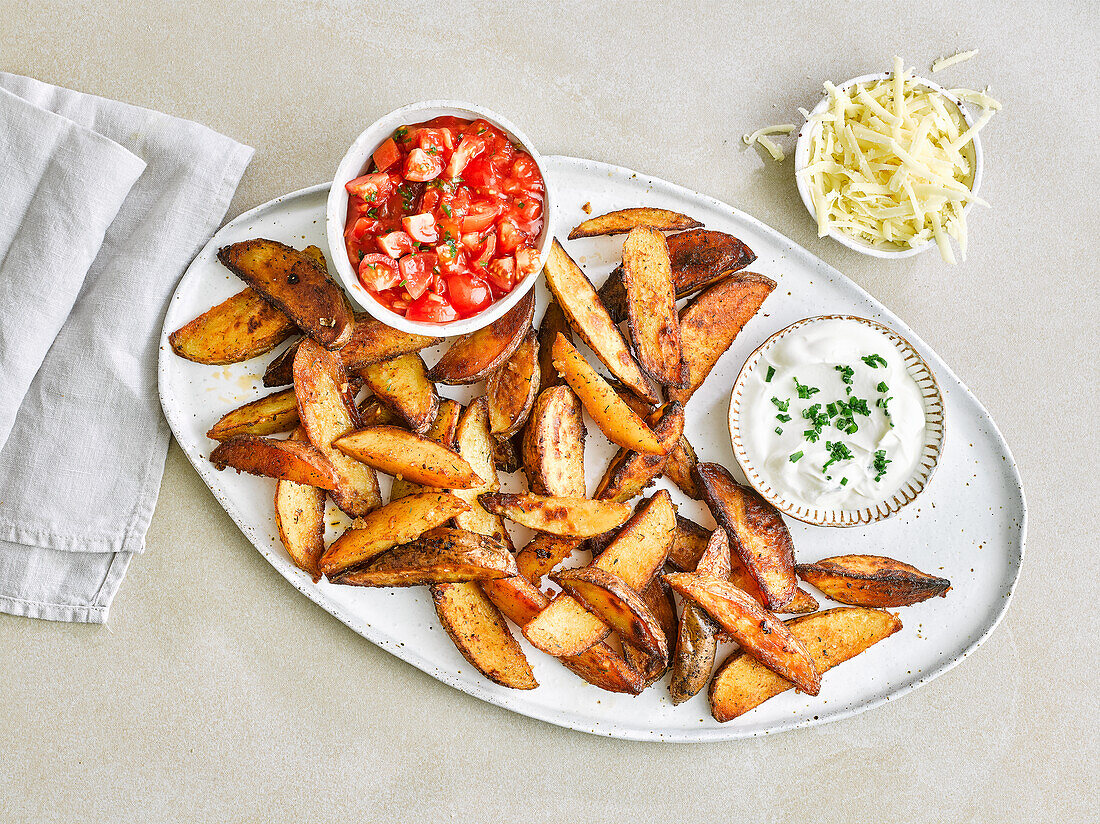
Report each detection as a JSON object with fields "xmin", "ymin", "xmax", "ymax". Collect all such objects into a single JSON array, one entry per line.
[{"xmin": 158, "ymin": 156, "xmax": 1026, "ymax": 741}]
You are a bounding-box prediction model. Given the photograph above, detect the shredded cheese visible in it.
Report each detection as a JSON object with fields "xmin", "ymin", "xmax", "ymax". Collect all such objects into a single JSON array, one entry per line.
[
  {"xmin": 931, "ymin": 49, "xmax": 978, "ymax": 73},
  {"xmin": 799, "ymin": 58, "xmax": 998, "ymax": 262},
  {"xmin": 743, "ymin": 124, "xmax": 796, "ymax": 162}
]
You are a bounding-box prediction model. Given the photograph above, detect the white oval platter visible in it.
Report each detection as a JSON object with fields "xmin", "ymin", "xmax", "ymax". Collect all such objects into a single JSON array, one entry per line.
[{"xmin": 158, "ymin": 156, "xmax": 1026, "ymax": 742}]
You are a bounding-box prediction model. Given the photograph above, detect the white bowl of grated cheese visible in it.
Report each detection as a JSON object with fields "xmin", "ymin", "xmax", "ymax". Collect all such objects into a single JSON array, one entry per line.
[{"xmin": 794, "ymin": 66, "xmax": 989, "ymax": 262}]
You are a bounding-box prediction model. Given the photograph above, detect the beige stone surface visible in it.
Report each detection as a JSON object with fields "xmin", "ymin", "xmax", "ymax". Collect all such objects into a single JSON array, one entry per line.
[{"xmin": 1, "ymin": 1, "xmax": 1097, "ymax": 821}]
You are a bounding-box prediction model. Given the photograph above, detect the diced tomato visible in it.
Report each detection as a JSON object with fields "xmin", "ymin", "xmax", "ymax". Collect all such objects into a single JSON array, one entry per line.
[
  {"xmin": 346, "ymin": 172, "xmax": 393, "ymax": 204},
  {"xmin": 398, "ymin": 252, "xmax": 438, "ymax": 299},
  {"xmin": 414, "ymin": 127, "xmax": 455, "ymax": 154},
  {"xmin": 485, "ymin": 255, "xmax": 516, "ymax": 294},
  {"xmin": 446, "ymin": 272, "xmax": 493, "ymax": 316},
  {"xmin": 406, "ymin": 292, "xmax": 459, "ymax": 323},
  {"xmin": 512, "ymin": 196, "xmax": 542, "ymax": 222},
  {"xmin": 514, "ymin": 248, "xmax": 540, "ymax": 277},
  {"xmin": 511, "ymin": 155, "xmax": 542, "ymax": 188},
  {"xmin": 377, "ymin": 230, "xmax": 415, "ymax": 258},
  {"xmin": 402, "ymin": 212, "xmax": 439, "ymax": 243},
  {"xmin": 462, "ymin": 201, "xmax": 501, "ymax": 233},
  {"xmin": 445, "ymin": 134, "xmax": 487, "ymax": 179},
  {"xmin": 372, "ymin": 138, "xmax": 402, "ymax": 173},
  {"xmin": 497, "ymin": 216, "xmax": 523, "ymax": 253},
  {"xmin": 404, "ymin": 148, "xmax": 443, "ymax": 182},
  {"xmin": 358, "ymin": 254, "xmax": 401, "ymax": 291},
  {"xmin": 474, "ymin": 232, "xmax": 496, "ymax": 267},
  {"xmin": 436, "ymin": 240, "xmax": 464, "ymax": 272}
]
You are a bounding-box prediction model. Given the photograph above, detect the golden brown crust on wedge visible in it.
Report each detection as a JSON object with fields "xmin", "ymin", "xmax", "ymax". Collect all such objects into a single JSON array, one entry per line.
[
  {"xmin": 594, "ymin": 402, "xmax": 684, "ymax": 502},
  {"xmin": 552, "ymin": 334, "xmax": 664, "ymax": 454},
  {"xmin": 669, "ymin": 273, "xmax": 775, "ymax": 404},
  {"xmin": 521, "ymin": 386, "xmax": 586, "ymax": 497},
  {"xmin": 356, "ymin": 396, "xmax": 402, "ymax": 428},
  {"xmin": 599, "ymin": 229, "xmax": 758, "ymax": 323},
  {"xmin": 544, "ymin": 240, "xmax": 657, "ymax": 402},
  {"xmin": 273, "ymin": 428, "xmax": 327, "ymax": 582},
  {"xmin": 621, "ymin": 227, "xmax": 683, "ymax": 387},
  {"xmin": 667, "ymin": 516, "xmax": 712, "ymax": 571},
  {"xmin": 319, "ymin": 492, "xmax": 469, "ymax": 576},
  {"xmin": 450, "ymin": 398, "xmax": 512, "ymax": 548},
  {"xmin": 696, "ymin": 527, "xmax": 733, "ymax": 579},
  {"xmin": 662, "ymin": 435, "xmax": 702, "ymax": 499},
  {"xmin": 331, "ymin": 527, "xmax": 516, "ymax": 587},
  {"xmin": 536, "ymin": 299, "xmax": 572, "ymax": 395},
  {"xmin": 709, "ymin": 608, "xmax": 902, "ymax": 721},
  {"xmin": 388, "ymin": 399, "xmax": 462, "ymax": 502},
  {"xmin": 359, "ymin": 353, "xmax": 439, "ymax": 434},
  {"xmin": 339, "ymin": 314, "xmax": 443, "ymax": 372},
  {"xmin": 797, "ymin": 555, "xmax": 951, "ymax": 607},
  {"xmin": 294, "ymin": 338, "xmax": 381, "ymax": 517},
  {"xmin": 664, "ymin": 572, "xmax": 820, "ymax": 695},
  {"xmin": 622, "ymin": 577, "xmax": 679, "ymax": 686},
  {"xmin": 170, "ymin": 288, "xmax": 296, "ymax": 365},
  {"xmin": 695, "ymin": 462, "xmax": 797, "ymax": 610},
  {"xmin": 206, "ymin": 388, "xmax": 300, "ymax": 441},
  {"xmin": 262, "ymin": 340, "xmax": 299, "ymax": 387},
  {"xmin": 217, "ymin": 239, "xmax": 353, "ymax": 349},
  {"xmin": 727, "ymin": 551, "xmax": 819, "ymax": 619},
  {"xmin": 480, "ymin": 492, "xmax": 632, "ymax": 538},
  {"xmin": 515, "ymin": 534, "xmax": 580, "ymax": 584},
  {"xmin": 334, "ymin": 425, "xmax": 483, "ymax": 489},
  {"xmin": 568, "ymin": 207, "xmax": 702, "ymax": 239},
  {"xmin": 553, "ymin": 567, "xmax": 669, "ymax": 659},
  {"xmin": 487, "ymin": 328, "xmax": 540, "ymax": 437},
  {"xmin": 429, "ymin": 290, "xmax": 535, "ymax": 384},
  {"xmin": 210, "ymin": 435, "xmax": 339, "ymax": 490},
  {"xmin": 432, "ymin": 582, "xmax": 538, "ymax": 690}
]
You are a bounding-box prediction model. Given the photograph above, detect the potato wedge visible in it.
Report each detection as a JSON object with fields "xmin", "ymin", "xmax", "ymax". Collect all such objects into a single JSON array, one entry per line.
[
  {"xmin": 662, "ymin": 435, "xmax": 702, "ymax": 499},
  {"xmin": 262, "ymin": 339, "xmax": 299, "ymax": 387},
  {"xmin": 206, "ymin": 388, "xmax": 299, "ymax": 441},
  {"xmin": 357, "ymin": 396, "xmax": 401, "ymax": 428},
  {"xmin": 487, "ymin": 328, "xmax": 539, "ymax": 437},
  {"xmin": 294, "ymin": 338, "xmax": 381, "ymax": 517},
  {"xmin": 481, "ymin": 492, "xmax": 632, "ymax": 538},
  {"xmin": 536, "ymin": 299, "xmax": 572, "ymax": 395},
  {"xmin": 599, "ymin": 228, "xmax": 758, "ymax": 323},
  {"xmin": 273, "ymin": 427, "xmax": 327, "ymax": 582},
  {"xmin": 340, "ymin": 314, "xmax": 443, "ymax": 373},
  {"xmin": 523, "ymin": 491, "xmax": 676, "ymax": 656},
  {"xmin": 728, "ymin": 551, "xmax": 819, "ymax": 617},
  {"xmin": 669, "ymin": 599, "xmax": 718, "ymax": 704},
  {"xmin": 669, "ymin": 273, "xmax": 775, "ymax": 404},
  {"xmin": 492, "ymin": 434, "xmax": 521, "ymax": 474},
  {"xmin": 515, "ymin": 534, "xmax": 581, "ymax": 584},
  {"xmin": 667, "ymin": 515, "xmax": 711, "ymax": 571},
  {"xmin": 449, "ymin": 398, "xmax": 511, "ymax": 547},
  {"xmin": 797, "ymin": 555, "xmax": 951, "ymax": 607},
  {"xmin": 389, "ymin": 399, "xmax": 462, "ymax": 502},
  {"xmin": 554, "ymin": 567, "xmax": 669, "ymax": 659},
  {"xmin": 217, "ymin": 239, "xmax": 353, "ymax": 349},
  {"xmin": 621, "ymin": 227, "xmax": 683, "ymax": 387},
  {"xmin": 664, "ymin": 572, "xmax": 820, "ymax": 695},
  {"xmin": 432, "ymin": 582, "xmax": 538, "ymax": 690},
  {"xmin": 428, "ymin": 290, "xmax": 535, "ymax": 384},
  {"xmin": 709, "ymin": 607, "xmax": 903, "ymax": 721},
  {"xmin": 552, "ymin": 334, "xmax": 664, "ymax": 454},
  {"xmin": 210, "ymin": 435, "xmax": 339, "ymax": 490},
  {"xmin": 331, "ymin": 527, "xmax": 516, "ymax": 587},
  {"xmin": 544, "ymin": 240, "xmax": 657, "ymax": 402},
  {"xmin": 568, "ymin": 207, "xmax": 702, "ymax": 239},
  {"xmin": 622, "ymin": 577, "xmax": 679, "ymax": 686},
  {"xmin": 521, "ymin": 386, "xmax": 586, "ymax": 497},
  {"xmin": 334, "ymin": 425, "xmax": 483, "ymax": 490},
  {"xmin": 697, "ymin": 526, "xmax": 732, "ymax": 579},
  {"xmin": 695, "ymin": 462, "xmax": 797, "ymax": 611},
  {"xmin": 170, "ymin": 287, "xmax": 296, "ymax": 365},
  {"xmin": 359, "ymin": 353, "xmax": 439, "ymax": 434},
  {"xmin": 318, "ymin": 492, "xmax": 469, "ymax": 576},
  {"xmin": 594, "ymin": 402, "xmax": 684, "ymax": 502}
]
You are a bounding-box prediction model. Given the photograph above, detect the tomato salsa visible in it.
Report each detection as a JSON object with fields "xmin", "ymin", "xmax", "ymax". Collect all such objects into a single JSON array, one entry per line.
[{"xmin": 344, "ymin": 116, "xmax": 545, "ymax": 323}]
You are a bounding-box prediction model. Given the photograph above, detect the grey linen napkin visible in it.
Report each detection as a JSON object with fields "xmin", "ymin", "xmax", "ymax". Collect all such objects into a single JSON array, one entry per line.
[{"xmin": 0, "ymin": 73, "xmax": 253, "ymax": 622}]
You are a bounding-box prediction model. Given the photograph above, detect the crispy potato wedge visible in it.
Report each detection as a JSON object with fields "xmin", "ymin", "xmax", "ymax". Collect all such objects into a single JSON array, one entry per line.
[
  {"xmin": 447, "ymin": 398, "xmax": 511, "ymax": 547},
  {"xmin": 170, "ymin": 287, "xmax": 296, "ymax": 365},
  {"xmin": 359, "ymin": 353, "xmax": 439, "ymax": 434},
  {"xmin": 515, "ymin": 534, "xmax": 581, "ymax": 584},
  {"xmin": 340, "ymin": 314, "xmax": 443, "ymax": 373},
  {"xmin": 536, "ymin": 299, "xmax": 572, "ymax": 395},
  {"xmin": 669, "ymin": 273, "xmax": 775, "ymax": 404},
  {"xmin": 210, "ymin": 435, "xmax": 339, "ymax": 490},
  {"xmin": 695, "ymin": 462, "xmax": 797, "ymax": 611},
  {"xmin": 664, "ymin": 572, "xmax": 820, "ymax": 695},
  {"xmin": 389, "ymin": 399, "xmax": 462, "ymax": 502},
  {"xmin": 357, "ymin": 396, "xmax": 401, "ymax": 428},
  {"xmin": 432, "ymin": 582, "xmax": 538, "ymax": 690},
  {"xmin": 621, "ymin": 227, "xmax": 683, "ymax": 387},
  {"xmin": 523, "ymin": 491, "xmax": 676, "ymax": 656},
  {"xmin": 669, "ymin": 600, "xmax": 718, "ymax": 704},
  {"xmin": 319, "ymin": 492, "xmax": 469, "ymax": 576},
  {"xmin": 481, "ymin": 492, "xmax": 632, "ymax": 538},
  {"xmin": 334, "ymin": 425, "xmax": 483, "ymax": 490},
  {"xmin": 521, "ymin": 386, "xmax": 586, "ymax": 497},
  {"xmin": 273, "ymin": 427, "xmax": 327, "ymax": 582},
  {"xmin": 663, "ymin": 435, "xmax": 702, "ymax": 499},
  {"xmin": 217, "ymin": 239, "xmax": 353, "ymax": 349},
  {"xmin": 599, "ymin": 229, "xmax": 758, "ymax": 323},
  {"xmin": 622, "ymin": 577, "xmax": 679, "ymax": 686},
  {"xmin": 331, "ymin": 527, "xmax": 516, "ymax": 587},
  {"xmin": 553, "ymin": 567, "xmax": 669, "ymax": 659},
  {"xmin": 552, "ymin": 334, "xmax": 664, "ymax": 454},
  {"xmin": 487, "ymin": 328, "xmax": 540, "ymax": 437},
  {"xmin": 697, "ymin": 526, "xmax": 733, "ymax": 579},
  {"xmin": 428, "ymin": 290, "xmax": 535, "ymax": 384},
  {"xmin": 727, "ymin": 551, "xmax": 819, "ymax": 619},
  {"xmin": 797, "ymin": 555, "xmax": 951, "ymax": 607},
  {"xmin": 667, "ymin": 516, "xmax": 711, "ymax": 571},
  {"xmin": 568, "ymin": 207, "xmax": 702, "ymax": 239},
  {"xmin": 709, "ymin": 608, "xmax": 902, "ymax": 721},
  {"xmin": 492, "ymin": 434, "xmax": 521, "ymax": 474},
  {"xmin": 294, "ymin": 338, "xmax": 381, "ymax": 517},
  {"xmin": 206, "ymin": 388, "xmax": 299, "ymax": 441},
  {"xmin": 262, "ymin": 339, "xmax": 299, "ymax": 387},
  {"xmin": 594, "ymin": 402, "xmax": 684, "ymax": 502},
  {"xmin": 544, "ymin": 240, "xmax": 657, "ymax": 402}
]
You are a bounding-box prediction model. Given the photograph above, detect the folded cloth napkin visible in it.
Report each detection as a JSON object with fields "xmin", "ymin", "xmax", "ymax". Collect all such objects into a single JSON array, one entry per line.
[{"xmin": 0, "ymin": 73, "xmax": 253, "ymax": 623}]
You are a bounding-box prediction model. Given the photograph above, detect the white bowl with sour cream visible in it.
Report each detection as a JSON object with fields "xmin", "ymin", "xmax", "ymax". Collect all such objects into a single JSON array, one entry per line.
[{"xmin": 728, "ymin": 316, "xmax": 945, "ymax": 527}]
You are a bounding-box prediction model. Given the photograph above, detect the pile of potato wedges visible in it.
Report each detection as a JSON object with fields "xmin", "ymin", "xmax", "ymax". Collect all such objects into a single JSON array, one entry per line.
[{"xmin": 172, "ymin": 210, "xmax": 950, "ymax": 721}]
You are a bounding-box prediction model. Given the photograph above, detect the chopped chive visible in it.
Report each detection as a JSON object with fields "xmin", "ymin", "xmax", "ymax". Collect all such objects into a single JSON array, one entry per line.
[
  {"xmin": 765, "ymin": 366, "xmax": 775, "ymax": 382},
  {"xmin": 794, "ymin": 377, "xmax": 820, "ymax": 399},
  {"xmin": 877, "ymin": 381, "xmax": 889, "ymax": 393},
  {"xmin": 872, "ymin": 449, "xmax": 891, "ymax": 481},
  {"xmin": 771, "ymin": 397, "xmax": 790, "ymax": 412},
  {"xmin": 840, "ymin": 477, "xmax": 849, "ymax": 486},
  {"xmin": 789, "ymin": 451, "xmax": 804, "ymax": 463},
  {"xmin": 774, "ymin": 426, "xmax": 783, "ymax": 435},
  {"xmin": 835, "ymin": 364, "xmax": 854, "ymax": 385},
  {"xmin": 776, "ymin": 413, "xmax": 792, "ymax": 423},
  {"xmin": 822, "ymin": 440, "xmax": 853, "ymax": 472},
  {"xmin": 862, "ymin": 353, "xmax": 888, "ymax": 368}
]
